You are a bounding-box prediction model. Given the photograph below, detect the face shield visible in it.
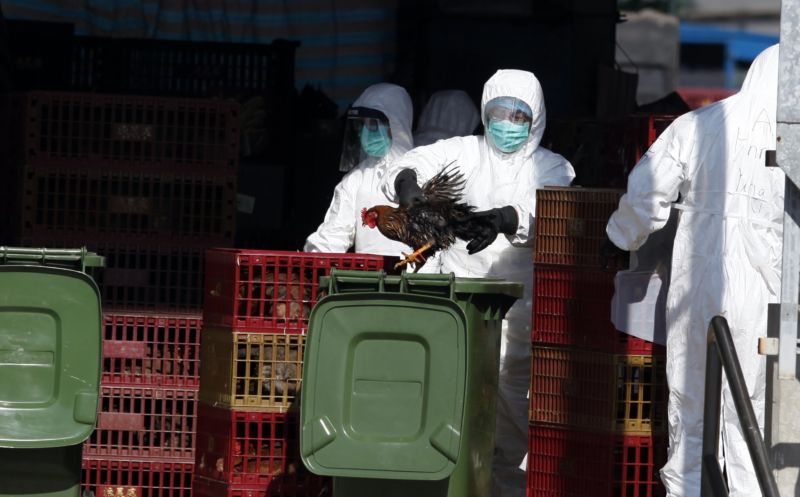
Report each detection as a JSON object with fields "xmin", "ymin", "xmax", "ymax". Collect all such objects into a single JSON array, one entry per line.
[
  {"xmin": 339, "ymin": 107, "xmax": 393, "ymax": 172},
  {"xmin": 483, "ymin": 96, "xmax": 533, "ymax": 154}
]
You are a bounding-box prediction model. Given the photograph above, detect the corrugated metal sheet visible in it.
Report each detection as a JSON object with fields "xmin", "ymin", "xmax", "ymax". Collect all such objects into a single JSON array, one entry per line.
[{"xmin": 2, "ymin": 0, "xmax": 398, "ymax": 110}]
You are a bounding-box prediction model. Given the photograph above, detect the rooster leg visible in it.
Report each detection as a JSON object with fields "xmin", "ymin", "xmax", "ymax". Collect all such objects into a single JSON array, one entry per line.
[{"xmin": 394, "ymin": 243, "xmax": 433, "ymax": 271}]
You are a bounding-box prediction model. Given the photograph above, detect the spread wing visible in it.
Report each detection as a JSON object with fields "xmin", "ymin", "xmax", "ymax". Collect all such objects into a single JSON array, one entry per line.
[{"xmin": 421, "ymin": 162, "xmax": 466, "ymax": 203}]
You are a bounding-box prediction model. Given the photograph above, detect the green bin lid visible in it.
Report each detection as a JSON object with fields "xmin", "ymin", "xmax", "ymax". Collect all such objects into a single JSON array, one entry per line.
[
  {"xmin": 0, "ymin": 266, "xmax": 102, "ymax": 448},
  {"xmin": 301, "ymin": 293, "xmax": 467, "ymax": 480}
]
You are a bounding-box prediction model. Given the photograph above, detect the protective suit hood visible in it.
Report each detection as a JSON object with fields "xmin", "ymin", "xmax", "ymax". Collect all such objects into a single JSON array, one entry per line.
[
  {"xmin": 739, "ymin": 44, "xmax": 779, "ymax": 97},
  {"xmin": 414, "ymin": 90, "xmax": 480, "ymax": 146},
  {"xmin": 304, "ymin": 82, "xmax": 415, "ymax": 256},
  {"xmin": 481, "ymin": 69, "xmax": 546, "ymax": 156},
  {"xmin": 352, "ymin": 83, "xmax": 414, "ymax": 162}
]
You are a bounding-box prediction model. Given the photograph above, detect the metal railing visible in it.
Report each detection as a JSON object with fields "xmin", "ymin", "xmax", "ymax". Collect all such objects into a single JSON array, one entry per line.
[{"xmin": 701, "ymin": 316, "xmax": 779, "ymax": 497}]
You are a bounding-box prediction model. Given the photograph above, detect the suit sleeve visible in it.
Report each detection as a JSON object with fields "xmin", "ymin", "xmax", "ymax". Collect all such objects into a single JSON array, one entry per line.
[
  {"xmin": 304, "ymin": 172, "xmax": 358, "ymax": 253},
  {"xmin": 606, "ymin": 122, "xmax": 688, "ymax": 251}
]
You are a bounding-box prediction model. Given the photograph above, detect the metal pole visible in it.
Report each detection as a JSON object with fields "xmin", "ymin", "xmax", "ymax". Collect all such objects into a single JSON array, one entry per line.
[
  {"xmin": 711, "ymin": 316, "xmax": 781, "ymax": 497},
  {"xmin": 701, "ymin": 325, "xmax": 728, "ymax": 497},
  {"xmin": 770, "ymin": 1, "xmax": 800, "ymax": 494}
]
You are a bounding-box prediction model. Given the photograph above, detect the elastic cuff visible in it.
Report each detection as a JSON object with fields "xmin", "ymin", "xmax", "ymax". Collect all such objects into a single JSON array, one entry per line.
[
  {"xmin": 497, "ymin": 205, "xmax": 519, "ymax": 235},
  {"xmin": 394, "ymin": 168, "xmax": 418, "ymax": 193}
]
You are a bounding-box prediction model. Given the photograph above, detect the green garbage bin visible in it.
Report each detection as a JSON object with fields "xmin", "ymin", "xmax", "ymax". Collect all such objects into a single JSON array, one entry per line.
[
  {"xmin": 301, "ymin": 270, "xmax": 522, "ymax": 497},
  {"xmin": 0, "ymin": 247, "xmax": 104, "ymax": 497}
]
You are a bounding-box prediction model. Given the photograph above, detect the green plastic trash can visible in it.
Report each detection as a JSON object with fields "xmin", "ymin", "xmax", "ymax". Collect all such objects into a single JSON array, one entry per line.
[
  {"xmin": 0, "ymin": 247, "xmax": 104, "ymax": 497},
  {"xmin": 300, "ymin": 270, "xmax": 522, "ymax": 497}
]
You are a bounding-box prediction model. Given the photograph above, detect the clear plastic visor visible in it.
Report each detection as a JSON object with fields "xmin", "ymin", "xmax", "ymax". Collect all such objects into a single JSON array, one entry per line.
[
  {"xmin": 483, "ymin": 97, "xmax": 533, "ymax": 125},
  {"xmin": 339, "ymin": 107, "xmax": 392, "ymax": 172}
]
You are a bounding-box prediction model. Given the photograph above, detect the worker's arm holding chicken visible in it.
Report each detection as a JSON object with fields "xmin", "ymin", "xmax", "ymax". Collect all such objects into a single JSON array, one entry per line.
[{"xmin": 381, "ymin": 137, "xmax": 573, "ymax": 257}]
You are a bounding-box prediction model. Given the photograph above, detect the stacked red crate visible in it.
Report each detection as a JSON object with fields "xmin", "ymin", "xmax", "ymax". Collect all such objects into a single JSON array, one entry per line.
[
  {"xmin": 81, "ymin": 312, "xmax": 202, "ymax": 497},
  {"xmin": 529, "ymin": 187, "xmax": 668, "ymax": 497},
  {"xmin": 1, "ymin": 93, "xmax": 239, "ymax": 497},
  {"xmin": 82, "ymin": 459, "xmax": 195, "ymax": 497},
  {"xmin": 4, "ymin": 91, "xmax": 240, "ymax": 311},
  {"xmin": 527, "ymin": 425, "xmax": 667, "ymax": 497},
  {"xmin": 539, "ymin": 114, "xmax": 678, "ymax": 188},
  {"xmin": 193, "ymin": 249, "xmax": 394, "ymax": 497}
]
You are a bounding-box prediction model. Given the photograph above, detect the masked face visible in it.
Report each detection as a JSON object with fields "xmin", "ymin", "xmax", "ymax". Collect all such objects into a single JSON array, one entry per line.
[
  {"xmin": 359, "ymin": 121, "xmax": 392, "ymax": 157},
  {"xmin": 339, "ymin": 107, "xmax": 393, "ymax": 172},
  {"xmin": 486, "ymin": 119, "xmax": 530, "ymax": 153},
  {"xmin": 483, "ymin": 97, "xmax": 533, "ymax": 154}
]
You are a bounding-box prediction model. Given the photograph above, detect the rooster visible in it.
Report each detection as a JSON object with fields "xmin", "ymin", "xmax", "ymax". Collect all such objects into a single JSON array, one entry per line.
[{"xmin": 361, "ymin": 165, "xmax": 478, "ymax": 272}]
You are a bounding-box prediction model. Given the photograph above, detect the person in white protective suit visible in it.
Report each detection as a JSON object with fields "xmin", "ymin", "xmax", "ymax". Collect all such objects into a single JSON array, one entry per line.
[
  {"xmin": 604, "ymin": 44, "xmax": 783, "ymax": 497},
  {"xmin": 413, "ymin": 89, "xmax": 481, "ymax": 147},
  {"xmin": 304, "ymin": 83, "xmax": 415, "ymax": 255},
  {"xmin": 383, "ymin": 69, "xmax": 575, "ymax": 497}
]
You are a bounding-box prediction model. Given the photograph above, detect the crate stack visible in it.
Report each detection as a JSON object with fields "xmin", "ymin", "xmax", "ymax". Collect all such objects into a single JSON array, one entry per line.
[
  {"xmin": 193, "ymin": 249, "xmax": 393, "ymax": 497},
  {"xmin": 541, "ymin": 113, "xmax": 679, "ymax": 189},
  {"xmin": 81, "ymin": 313, "xmax": 203, "ymax": 497},
  {"xmin": 3, "ymin": 91, "xmax": 240, "ymax": 310},
  {"xmin": 0, "ymin": 91, "xmax": 240, "ymax": 497},
  {"xmin": 528, "ymin": 187, "xmax": 669, "ymax": 497}
]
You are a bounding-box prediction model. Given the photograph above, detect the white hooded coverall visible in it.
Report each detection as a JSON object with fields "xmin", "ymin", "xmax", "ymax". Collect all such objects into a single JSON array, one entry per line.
[
  {"xmin": 304, "ymin": 83, "xmax": 415, "ymax": 256},
  {"xmin": 384, "ymin": 69, "xmax": 575, "ymax": 497},
  {"xmin": 413, "ymin": 89, "xmax": 481, "ymax": 147},
  {"xmin": 606, "ymin": 45, "xmax": 783, "ymax": 497}
]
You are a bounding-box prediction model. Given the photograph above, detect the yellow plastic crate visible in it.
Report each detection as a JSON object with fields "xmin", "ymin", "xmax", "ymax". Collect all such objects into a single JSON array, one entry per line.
[
  {"xmin": 529, "ymin": 346, "xmax": 667, "ymax": 434},
  {"xmin": 200, "ymin": 327, "xmax": 304, "ymax": 411}
]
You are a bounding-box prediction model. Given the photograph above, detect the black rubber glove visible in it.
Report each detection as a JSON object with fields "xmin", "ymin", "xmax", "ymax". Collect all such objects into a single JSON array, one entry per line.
[
  {"xmin": 459, "ymin": 206, "xmax": 519, "ymax": 255},
  {"xmin": 600, "ymin": 235, "xmax": 628, "ymax": 269},
  {"xmin": 394, "ymin": 168, "xmax": 425, "ymax": 208}
]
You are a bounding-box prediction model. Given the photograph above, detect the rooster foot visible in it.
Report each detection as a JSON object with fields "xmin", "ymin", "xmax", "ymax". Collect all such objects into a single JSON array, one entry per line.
[{"xmin": 394, "ymin": 243, "xmax": 433, "ymax": 272}]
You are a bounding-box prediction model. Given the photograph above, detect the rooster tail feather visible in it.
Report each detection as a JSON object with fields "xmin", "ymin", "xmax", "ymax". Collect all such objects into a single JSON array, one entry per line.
[{"xmin": 421, "ymin": 161, "xmax": 467, "ymax": 202}]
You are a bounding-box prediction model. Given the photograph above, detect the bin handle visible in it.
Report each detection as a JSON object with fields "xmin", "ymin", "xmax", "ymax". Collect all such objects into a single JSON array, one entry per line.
[
  {"xmin": 326, "ymin": 269, "xmax": 386, "ymax": 294},
  {"xmin": 324, "ymin": 270, "xmax": 457, "ymax": 301},
  {"xmin": 0, "ymin": 246, "xmax": 105, "ymax": 271},
  {"xmin": 399, "ymin": 272, "xmax": 456, "ymax": 300}
]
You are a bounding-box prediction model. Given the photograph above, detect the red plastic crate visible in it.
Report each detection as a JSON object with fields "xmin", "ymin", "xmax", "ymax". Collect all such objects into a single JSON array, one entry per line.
[
  {"xmin": 529, "ymin": 347, "xmax": 667, "ymax": 434},
  {"xmin": 98, "ymin": 242, "xmax": 205, "ymax": 311},
  {"xmin": 541, "ymin": 118, "xmax": 634, "ymax": 188},
  {"xmin": 532, "ymin": 265, "xmax": 659, "ymax": 354},
  {"xmin": 627, "ymin": 114, "xmax": 680, "ymax": 163},
  {"xmin": 109, "ymin": 38, "xmax": 299, "ymax": 97},
  {"xmin": 83, "ymin": 385, "xmax": 197, "ymax": 461},
  {"xmin": 533, "ymin": 187, "xmax": 626, "ymax": 269},
  {"xmin": 527, "ymin": 425, "xmax": 666, "ymax": 497},
  {"xmin": 614, "ymin": 435, "xmax": 668, "ymax": 497},
  {"xmin": 10, "ymin": 91, "xmax": 240, "ymax": 173},
  {"xmin": 530, "ymin": 347, "xmax": 614, "ymax": 432},
  {"xmin": 192, "ymin": 479, "xmax": 269, "ymax": 497},
  {"xmin": 195, "ymin": 405, "xmax": 302, "ymax": 486},
  {"xmin": 527, "ymin": 425, "xmax": 614, "ymax": 497},
  {"xmin": 647, "ymin": 115, "xmax": 678, "ymax": 146},
  {"xmin": 18, "ymin": 237, "xmax": 207, "ymax": 312},
  {"xmin": 19, "ymin": 167, "xmax": 236, "ymax": 243},
  {"xmin": 102, "ymin": 312, "xmax": 202, "ymax": 387},
  {"xmin": 81, "ymin": 459, "xmax": 194, "ymax": 497},
  {"xmin": 193, "ymin": 473, "xmax": 330, "ymax": 497},
  {"xmin": 204, "ymin": 249, "xmax": 393, "ymax": 332}
]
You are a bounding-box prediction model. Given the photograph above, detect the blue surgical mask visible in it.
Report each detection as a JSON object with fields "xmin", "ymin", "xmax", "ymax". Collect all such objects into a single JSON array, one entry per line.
[
  {"xmin": 360, "ymin": 123, "xmax": 392, "ymax": 157},
  {"xmin": 487, "ymin": 119, "xmax": 530, "ymax": 153}
]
